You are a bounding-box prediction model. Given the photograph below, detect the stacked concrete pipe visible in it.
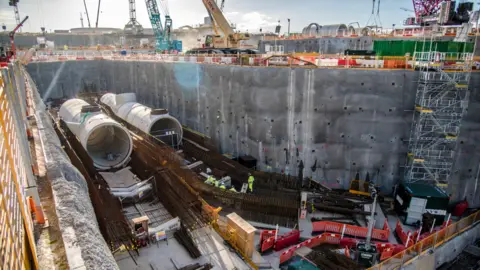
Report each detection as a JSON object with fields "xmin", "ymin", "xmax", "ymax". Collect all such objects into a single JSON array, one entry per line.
[
  {"xmin": 100, "ymin": 93, "xmax": 183, "ymax": 145},
  {"xmin": 59, "ymin": 99, "xmax": 133, "ymax": 170}
]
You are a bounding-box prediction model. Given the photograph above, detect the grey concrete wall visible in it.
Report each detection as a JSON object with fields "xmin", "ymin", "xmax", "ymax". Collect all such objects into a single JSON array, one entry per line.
[{"xmin": 25, "ymin": 61, "xmax": 480, "ymax": 207}]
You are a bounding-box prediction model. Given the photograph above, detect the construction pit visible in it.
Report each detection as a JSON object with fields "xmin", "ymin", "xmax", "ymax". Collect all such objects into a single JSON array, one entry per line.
[{"xmin": 3, "ymin": 55, "xmax": 480, "ymax": 270}]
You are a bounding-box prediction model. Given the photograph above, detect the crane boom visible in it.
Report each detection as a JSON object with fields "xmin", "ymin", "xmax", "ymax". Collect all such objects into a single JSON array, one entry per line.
[
  {"xmin": 202, "ymin": 0, "xmax": 234, "ymax": 36},
  {"xmin": 201, "ymin": 0, "xmax": 249, "ymax": 49},
  {"xmin": 95, "ymin": 0, "xmax": 101, "ymax": 28}
]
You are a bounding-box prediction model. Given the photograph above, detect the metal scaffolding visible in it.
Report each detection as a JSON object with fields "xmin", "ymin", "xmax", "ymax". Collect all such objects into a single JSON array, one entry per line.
[{"xmin": 405, "ymin": 40, "xmax": 474, "ymax": 187}]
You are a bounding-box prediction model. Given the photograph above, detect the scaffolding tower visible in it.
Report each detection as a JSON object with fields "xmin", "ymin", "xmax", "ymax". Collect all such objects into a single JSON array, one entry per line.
[{"xmin": 405, "ymin": 36, "xmax": 474, "ymax": 187}]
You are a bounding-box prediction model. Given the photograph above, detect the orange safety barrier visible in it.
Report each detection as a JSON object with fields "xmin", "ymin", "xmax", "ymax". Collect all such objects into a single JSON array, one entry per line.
[
  {"xmin": 371, "ymin": 211, "xmax": 480, "ymax": 269},
  {"xmin": 279, "ymin": 233, "xmax": 342, "ymax": 264},
  {"xmin": 384, "ymin": 60, "xmax": 407, "ymax": 69},
  {"xmin": 312, "ymin": 220, "xmax": 390, "ymax": 241},
  {"xmin": 380, "ymin": 247, "xmax": 394, "ymax": 261}
]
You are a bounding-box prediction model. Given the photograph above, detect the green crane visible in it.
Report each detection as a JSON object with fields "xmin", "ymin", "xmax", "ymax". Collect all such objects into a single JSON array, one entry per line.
[{"xmin": 144, "ymin": 0, "xmax": 182, "ymax": 52}]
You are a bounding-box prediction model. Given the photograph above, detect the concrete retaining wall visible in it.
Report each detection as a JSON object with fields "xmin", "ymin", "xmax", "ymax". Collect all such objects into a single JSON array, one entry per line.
[{"xmin": 25, "ymin": 61, "xmax": 480, "ymax": 207}]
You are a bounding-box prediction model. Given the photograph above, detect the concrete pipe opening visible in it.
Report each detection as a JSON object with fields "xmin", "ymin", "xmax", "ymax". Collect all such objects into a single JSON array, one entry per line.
[
  {"xmin": 149, "ymin": 117, "xmax": 183, "ymax": 146},
  {"xmin": 86, "ymin": 124, "xmax": 132, "ymax": 169}
]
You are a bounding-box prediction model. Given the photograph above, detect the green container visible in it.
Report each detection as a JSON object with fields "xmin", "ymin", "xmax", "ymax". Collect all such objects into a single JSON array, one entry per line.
[{"xmin": 374, "ymin": 40, "xmax": 475, "ymax": 56}]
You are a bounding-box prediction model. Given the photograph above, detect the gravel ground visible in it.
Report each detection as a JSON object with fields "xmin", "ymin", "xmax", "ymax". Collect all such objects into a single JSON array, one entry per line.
[{"xmin": 26, "ymin": 69, "xmax": 119, "ymax": 270}]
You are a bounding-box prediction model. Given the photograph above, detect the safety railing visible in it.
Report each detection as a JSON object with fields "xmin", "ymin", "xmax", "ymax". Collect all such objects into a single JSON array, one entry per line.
[
  {"xmin": 370, "ymin": 210, "xmax": 480, "ymax": 270},
  {"xmin": 27, "ymin": 51, "xmax": 480, "ymax": 70}
]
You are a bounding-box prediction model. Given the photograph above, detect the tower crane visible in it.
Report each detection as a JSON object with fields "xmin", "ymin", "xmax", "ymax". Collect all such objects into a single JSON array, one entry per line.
[
  {"xmin": 201, "ymin": 0, "xmax": 250, "ymax": 49},
  {"xmin": 124, "ymin": 0, "xmax": 143, "ymax": 35}
]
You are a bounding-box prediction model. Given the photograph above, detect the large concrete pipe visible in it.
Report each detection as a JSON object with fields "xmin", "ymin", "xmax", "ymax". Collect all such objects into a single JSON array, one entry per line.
[
  {"xmin": 59, "ymin": 99, "xmax": 133, "ymax": 170},
  {"xmin": 100, "ymin": 93, "xmax": 183, "ymax": 146}
]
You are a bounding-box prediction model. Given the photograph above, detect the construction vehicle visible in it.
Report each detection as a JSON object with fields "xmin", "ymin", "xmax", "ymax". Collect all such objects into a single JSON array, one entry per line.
[
  {"xmin": 1, "ymin": 16, "xmax": 29, "ymax": 67},
  {"xmin": 145, "ymin": 0, "xmax": 182, "ymax": 52},
  {"xmin": 200, "ymin": 0, "xmax": 250, "ymax": 49}
]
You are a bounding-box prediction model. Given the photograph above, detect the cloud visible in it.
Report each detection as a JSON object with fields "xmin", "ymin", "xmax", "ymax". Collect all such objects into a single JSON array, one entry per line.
[{"xmin": 232, "ymin": 11, "xmax": 278, "ymax": 32}]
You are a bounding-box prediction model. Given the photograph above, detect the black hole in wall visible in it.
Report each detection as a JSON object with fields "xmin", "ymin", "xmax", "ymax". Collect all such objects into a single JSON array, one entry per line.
[
  {"xmin": 328, "ymin": 122, "xmax": 331, "ymax": 126},
  {"xmin": 314, "ymin": 108, "xmax": 318, "ymax": 112},
  {"xmin": 469, "ymin": 169, "xmax": 472, "ymax": 172},
  {"xmin": 217, "ymin": 131, "xmax": 220, "ymax": 133},
  {"xmin": 271, "ymin": 119, "xmax": 274, "ymax": 122},
  {"xmin": 361, "ymin": 82, "xmax": 364, "ymax": 86},
  {"xmin": 352, "ymin": 162, "xmax": 356, "ymax": 166},
  {"xmin": 237, "ymin": 126, "xmax": 240, "ymax": 129},
  {"xmin": 229, "ymin": 135, "xmax": 232, "ymax": 138},
  {"xmin": 359, "ymin": 107, "xmax": 363, "ymax": 111},
  {"xmin": 242, "ymin": 116, "xmax": 245, "ymax": 119},
  {"xmin": 230, "ymin": 112, "xmax": 233, "ymax": 115},
  {"xmin": 206, "ymin": 127, "xmax": 209, "ymax": 129},
  {"xmin": 344, "ymin": 107, "xmax": 347, "ymax": 110},
  {"xmin": 222, "ymin": 121, "xmax": 224, "ymax": 123},
  {"xmin": 461, "ymin": 141, "xmax": 464, "ymax": 144},
  {"xmin": 207, "ymin": 106, "xmax": 209, "ymax": 109},
  {"xmin": 371, "ymin": 136, "xmax": 374, "ymax": 139},
  {"xmin": 392, "ymin": 82, "xmax": 395, "ymax": 86},
  {"xmin": 389, "ymin": 108, "xmax": 392, "ymax": 112},
  {"xmin": 382, "ymin": 165, "xmax": 385, "ymax": 168},
  {"xmin": 341, "ymin": 134, "xmax": 345, "ymax": 138},
  {"xmin": 312, "ymin": 150, "xmax": 315, "ymax": 153},
  {"xmin": 299, "ymin": 121, "xmax": 302, "ymax": 124}
]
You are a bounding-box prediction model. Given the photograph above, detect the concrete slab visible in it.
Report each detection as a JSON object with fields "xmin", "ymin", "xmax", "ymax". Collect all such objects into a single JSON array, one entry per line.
[
  {"xmin": 116, "ymin": 226, "xmax": 253, "ymax": 270},
  {"xmin": 99, "ymin": 167, "xmax": 139, "ymax": 189}
]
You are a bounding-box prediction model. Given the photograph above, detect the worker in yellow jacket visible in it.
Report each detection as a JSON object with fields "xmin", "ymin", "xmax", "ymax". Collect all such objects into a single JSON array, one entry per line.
[
  {"xmin": 204, "ymin": 176, "xmax": 214, "ymax": 185},
  {"xmin": 248, "ymin": 173, "xmax": 254, "ymax": 193},
  {"xmin": 229, "ymin": 187, "xmax": 237, "ymax": 192},
  {"xmin": 220, "ymin": 183, "xmax": 226, "ymax": 190}
]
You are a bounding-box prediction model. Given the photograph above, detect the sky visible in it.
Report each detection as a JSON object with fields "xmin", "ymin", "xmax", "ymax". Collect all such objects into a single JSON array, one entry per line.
[{"xmin": 0, "ymin": 0, "xmax": 473, "ymax": 34}]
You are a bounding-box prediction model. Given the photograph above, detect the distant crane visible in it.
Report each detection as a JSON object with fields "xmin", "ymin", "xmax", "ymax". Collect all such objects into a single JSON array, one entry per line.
[
  {"xmin": 366, "ymin": 0, "xmax": 382, "ymax": 28},
  {"xmin": 8, "ymin": 0, "xmax": 22, "ymax": 32},
  {"xmin": 95, "ymin": 0, "xmax": 102, "ymax": 28},
  {"xmin": 83, "ymin": 0, "xmax": 92, "ymax": 28},
  {"xmin": 80, "ymin": 13, "xmax": 84, "ymax": 28},
  {"xmin": 400, "ymin": 7, "xmax": 415, "ymax": 13},
  {"xmin": 218, "ymin": 0, "xmax": 226, "ymax": 11},
  {"xmin": 145, "ymin": 0, "xmax": 182, "ymax": 52},
  {"xmin": 200, "ymin": 0, "xmax": 250, "ymax": 49},
  {"xmin": 124, "ymin": 0, "xmax": 144, "ymax": 35},
  {"xmin": 412, "ymin": 0, "xmax": 445, "ymax": 23}
]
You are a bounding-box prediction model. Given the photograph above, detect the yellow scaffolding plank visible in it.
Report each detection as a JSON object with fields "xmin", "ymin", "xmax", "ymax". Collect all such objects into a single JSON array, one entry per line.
[
  {"xmin": 415, "ymin": 106, "xmax": 433, "ymax": 113},
  {"xmin": 455, "ymin": 84, "xmax": 468, "ymax": 88},
  {"xmin": 445, "ymin": 135, "xmax": 457, "ymax": 140},
  {"xmin": 413, "ymin": 158, "xmax": 425, "ymax": 163}
]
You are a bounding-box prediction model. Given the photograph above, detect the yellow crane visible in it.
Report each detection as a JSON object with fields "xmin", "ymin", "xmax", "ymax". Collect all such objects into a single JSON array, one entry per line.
[{"xmin": 201, "ymin": 0, "xmax": 250, "ymax": 48}]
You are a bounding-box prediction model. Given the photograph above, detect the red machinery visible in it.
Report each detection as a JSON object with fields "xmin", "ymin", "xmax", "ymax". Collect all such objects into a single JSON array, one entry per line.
[
  {"xmin": 412, "ymin": 0, "xmax": 444, "ymax": 22},
  {"xmin": 0, "ymin": 16, "xmax": 29, "ymax": 67}
]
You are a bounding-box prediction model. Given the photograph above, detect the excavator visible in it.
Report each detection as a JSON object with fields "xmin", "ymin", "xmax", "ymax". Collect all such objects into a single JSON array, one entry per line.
[{"xmin": 197, "ymin": 0, "xmax": 250, "ymax": 51}]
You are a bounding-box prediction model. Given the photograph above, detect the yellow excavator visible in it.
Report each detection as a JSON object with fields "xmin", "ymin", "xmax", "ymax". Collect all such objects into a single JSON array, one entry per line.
[{"xmin": 201, "ymin": 0, "xmax": 250, "ymax": 49}]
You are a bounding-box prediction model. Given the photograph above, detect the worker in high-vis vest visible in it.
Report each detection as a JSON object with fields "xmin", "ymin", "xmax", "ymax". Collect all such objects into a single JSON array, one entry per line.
[
  {"xmin": 229, "ymin": 186, "xmax": 237, "ymax": 192},
  {"xmin": 204, "ymin": 176, "xmax": 214, "ymax": 185},
  {"xmin": 214, "ymin": 179, "xmax": 219, "ymax": 187},
  {"xmin": 248, "ymin": 173, "xmax": 254, "ymax": 193},
  {"xmin": 220, "ymin": 184, "xmax": 226, "ymax": 190}
]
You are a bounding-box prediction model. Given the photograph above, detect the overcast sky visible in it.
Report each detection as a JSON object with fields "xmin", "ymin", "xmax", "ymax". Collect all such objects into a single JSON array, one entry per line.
[{"xmin": 0, "ymin": 0, "xmax": 475, "ymax": 33}]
